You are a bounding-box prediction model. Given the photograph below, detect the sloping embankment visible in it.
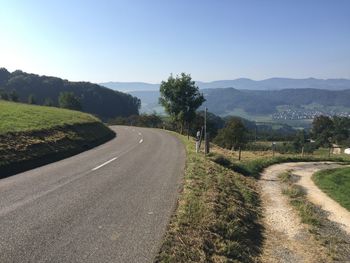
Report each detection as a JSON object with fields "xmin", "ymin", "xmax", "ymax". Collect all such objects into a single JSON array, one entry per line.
[{"xmin": 0, "ymin": 122, "xmax": 115, "ymax": 178}]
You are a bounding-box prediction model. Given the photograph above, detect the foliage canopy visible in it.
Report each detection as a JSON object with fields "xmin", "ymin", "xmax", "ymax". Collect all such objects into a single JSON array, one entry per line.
[{"xmin": 159, "ymin": 73, "xmax": 205, "ymax": 133}]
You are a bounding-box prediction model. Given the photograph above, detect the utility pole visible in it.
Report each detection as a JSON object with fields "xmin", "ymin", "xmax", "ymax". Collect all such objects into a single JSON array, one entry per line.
[
  {"xmin": 204, "ymin": 107, "xmax": 209, "ymax": 155},
  {"xmin": 301, "ymin": 146, "xmax": 304, "ymax": 157}
]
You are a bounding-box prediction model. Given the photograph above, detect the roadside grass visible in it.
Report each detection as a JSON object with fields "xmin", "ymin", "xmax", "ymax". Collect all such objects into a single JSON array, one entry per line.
[
  {"xmin": 155, "ymin": 135, "xmax": 262, "ymax": 263},
  {"xmin": 155, "ymin": 134, "xmax": 350, "ymax": 262},
  {"xmin": 0, "ymin": 100, "xmax": 98, "ymax": 134},
  {"xmin": 0, "ymin": 100, "xmax": 114, "ymax": 177},
  {"xmin": 312, "ymin": 167, "xmax": 350, "ymax": 211}
]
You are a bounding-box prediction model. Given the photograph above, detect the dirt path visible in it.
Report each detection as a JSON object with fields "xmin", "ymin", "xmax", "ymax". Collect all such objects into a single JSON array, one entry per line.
[
  {"xmin": 292, "ymin": 162, "xmax": 350, "ymax": 234},
  {"xmin": 259, "ymin": 162, "xmax": 350, "ymax": 263}
]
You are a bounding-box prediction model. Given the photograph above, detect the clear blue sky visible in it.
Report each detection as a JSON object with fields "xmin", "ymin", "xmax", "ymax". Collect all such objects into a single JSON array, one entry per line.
[{"xmin": 1, "ymin": 0, "xmax": 349, "ymax": 83}]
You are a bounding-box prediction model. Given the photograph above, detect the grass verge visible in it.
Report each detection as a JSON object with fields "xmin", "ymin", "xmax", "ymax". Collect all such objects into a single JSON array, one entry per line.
[
  {"xmin": 0, "ymin": 100, "xmax": 99, "ymax": 134},
  {"xmin": 155, "ymin": 135, "xmax": 262, "ymax": 263},
  {"xmin": 312, "ymin": 167, "xmax": 350, "ymax": 211},
  {"xmin": 0, "ymin": 101, "xmax": 115, "ymax": 177}
]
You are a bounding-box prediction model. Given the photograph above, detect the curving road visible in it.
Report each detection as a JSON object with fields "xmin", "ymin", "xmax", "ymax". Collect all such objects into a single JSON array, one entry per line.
[{"xmin": 0, "ymin": 126, "xmax": 185, "ymax": 263}]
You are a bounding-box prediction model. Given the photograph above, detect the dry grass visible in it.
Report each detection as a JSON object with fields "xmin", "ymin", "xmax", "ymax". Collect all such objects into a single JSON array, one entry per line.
[{"xmin": 155, "ymin": 136, "xmax": 262, "ymax": 263}]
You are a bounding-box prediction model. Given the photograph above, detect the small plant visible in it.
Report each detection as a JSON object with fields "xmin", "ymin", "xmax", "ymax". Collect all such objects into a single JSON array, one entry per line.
[
  {"xmin": 278, "ymin": 170, "xmax": 293, "ymax": 183},
  {"xmin": 282, "ymin": 185, "xmax": 305, "ymax": 198}
]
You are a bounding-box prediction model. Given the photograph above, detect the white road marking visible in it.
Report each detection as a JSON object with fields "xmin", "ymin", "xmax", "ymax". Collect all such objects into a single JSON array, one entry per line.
[
  {"xmin": 139, "ymin": 139, "xmax": 143, "ymax": 144},
  {"xmin": 92, "ymin": 157, "xmax": 118, "ymax": 171}
]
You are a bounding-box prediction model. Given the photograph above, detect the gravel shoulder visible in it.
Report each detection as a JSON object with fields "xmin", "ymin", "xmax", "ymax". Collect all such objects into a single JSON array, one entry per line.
[{"xmin": 259, "ymin": 162, "xmax": 350, "ymax": 263}]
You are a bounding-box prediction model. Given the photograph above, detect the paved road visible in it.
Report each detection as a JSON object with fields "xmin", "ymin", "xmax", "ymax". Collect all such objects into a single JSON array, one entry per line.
[{"xmin": 0, "ymin": 126, "xmax": 185, "ymax": 263}]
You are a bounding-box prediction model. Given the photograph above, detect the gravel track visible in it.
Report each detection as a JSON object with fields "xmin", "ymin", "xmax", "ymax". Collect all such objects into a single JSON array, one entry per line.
[{"xmin": 259, "ymin": 162, "xmax": 350, "ymax": 263}]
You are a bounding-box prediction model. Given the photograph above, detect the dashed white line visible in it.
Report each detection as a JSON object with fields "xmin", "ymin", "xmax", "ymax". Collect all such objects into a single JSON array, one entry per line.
[
  {"xmin": 91, "ymin": 157, "xmax": 118, "ymax": 171},
  {"xmin": 139, "ymin": 139, "xmax": 143, "ymax": 144}
]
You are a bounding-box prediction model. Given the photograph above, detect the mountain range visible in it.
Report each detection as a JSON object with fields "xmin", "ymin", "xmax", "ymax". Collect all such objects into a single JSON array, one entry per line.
[
  {"xmin": 127, "ymin": 88, "xmax": 350, "ymax": 126},
  {"xmin": 101, "ymin": 78, "xmax": 350, "ymax": 123},
  {"xmin": 100, "ymin": 78, "xmax": 350, "ymax": 92}
]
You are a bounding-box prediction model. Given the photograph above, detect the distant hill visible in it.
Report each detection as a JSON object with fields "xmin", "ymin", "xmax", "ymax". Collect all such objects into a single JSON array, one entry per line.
[
  {"xmin": 130, "ymin": 88, "xmax": 350, "ymax": 122},
  {"xmin": 197, "ymin": 78, "xmax": 350, "ymax": 90},
  {"xmin": 0, "ymin": 68, "xmax": 140, "ymax": 120},
  {"xmin": 101, "ymin": 78, "xmax": 350, "ymax": 92},
  {"xmin": 100, "ymin": 82, "xmax": 160, "ymax": 92},
  {"xmin": 202, "ymin": 88, "xmax": 350, "ymax": 115}
]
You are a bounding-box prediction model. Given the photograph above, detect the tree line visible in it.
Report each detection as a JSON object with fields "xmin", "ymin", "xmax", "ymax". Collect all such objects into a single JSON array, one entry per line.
[{"xmin": 0, "ymin": 68, "xmax": 140, "ymax": 120}]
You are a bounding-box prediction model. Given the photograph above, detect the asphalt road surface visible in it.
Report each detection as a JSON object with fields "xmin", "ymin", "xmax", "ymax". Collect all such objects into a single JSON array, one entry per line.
[{"xmin": 0, "ymin": 126, "xmax": 185, "ymax": 263}]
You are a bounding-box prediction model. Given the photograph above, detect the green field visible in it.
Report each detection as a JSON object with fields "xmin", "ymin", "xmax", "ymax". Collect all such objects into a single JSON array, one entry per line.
[
  {"xmin": 313, "ymin": 167, "xmax": 350, "ymax": 211},
  {"xmin": 0, "ymin": 100, "xmax": 114, "ymax": 177},
  {"xmin": 0, "ymin": 101, "xmax": 98, "ymax": 134},
  {"xmin": 223, "ymin": 108, "xmax": 273, "ymax": 122}
]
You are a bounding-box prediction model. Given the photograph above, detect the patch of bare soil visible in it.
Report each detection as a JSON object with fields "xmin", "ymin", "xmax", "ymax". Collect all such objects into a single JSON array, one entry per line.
[{"xmin": 259, "ymin": 162, "xmax": 350, "ymax": 263}]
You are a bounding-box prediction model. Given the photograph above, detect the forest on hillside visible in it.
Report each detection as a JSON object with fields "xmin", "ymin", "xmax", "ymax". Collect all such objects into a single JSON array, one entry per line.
[{"xmin": 0, "ymin": 68, "xmax": 140, "ymax": 120}]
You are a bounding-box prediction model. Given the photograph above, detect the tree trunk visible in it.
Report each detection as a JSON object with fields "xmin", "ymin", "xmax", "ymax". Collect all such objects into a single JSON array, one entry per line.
[{"xmin": 187, "ymin": 122, "xmax": 190, "ymax": 140}]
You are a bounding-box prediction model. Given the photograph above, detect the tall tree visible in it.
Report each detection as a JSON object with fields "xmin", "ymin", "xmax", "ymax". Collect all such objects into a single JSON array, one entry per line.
[
  {"xmin": 28, "ymin": 94, "xmax": 36, "ymax": 104},
  {"xmin": 43, "ymin": 97, "xmax": 54, "ymax": 107},
  {"xmin": 191, "ymin": 111, "xmax": 225, "ymax": 139},
  {"xmin": 58, "ymin": 92, "xmax": 82, "ymax": 111},
  {"xmin": 293, "ymin": 130, "xmax": 307, "ymax": 151},
  {"xmin": 159, "ymin": 73, "xmax": 205, "ymax": 134},
  {"xmin": 312, "ymin": 115, "xmax": 334, "ymax": 146},
  {"xmin": 0, "ymin": 88, "xmax": 9, "ymax": 100},
  {"xmin": 9, "ymin": 90, "xmax": 19, "ymax": 102},
  {"xmin": 213, "ymin": 117, "xmax": 248, "ymax": 150},
  {"xmin": 332, "ymin": 116, "xmax": 350, "ymax": 144}
]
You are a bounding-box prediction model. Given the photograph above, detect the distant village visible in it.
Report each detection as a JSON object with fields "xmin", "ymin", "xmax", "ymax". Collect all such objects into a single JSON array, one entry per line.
[{"xmin": 272, "ymin": 108, "xmax": 350, "ymax": 120}]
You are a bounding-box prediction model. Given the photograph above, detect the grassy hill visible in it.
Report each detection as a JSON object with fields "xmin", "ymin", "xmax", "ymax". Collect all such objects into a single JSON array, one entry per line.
[
  {"xmin": 0, "ymin": 100, "xmax": 99, "ymax": 133},
  {"xmin": 0, "ymin": 68, "xmax": 140, "ymax": 120},
  {"xmin": 0, "ymin": 101, "xmax": 115, "ymax": 177}
]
